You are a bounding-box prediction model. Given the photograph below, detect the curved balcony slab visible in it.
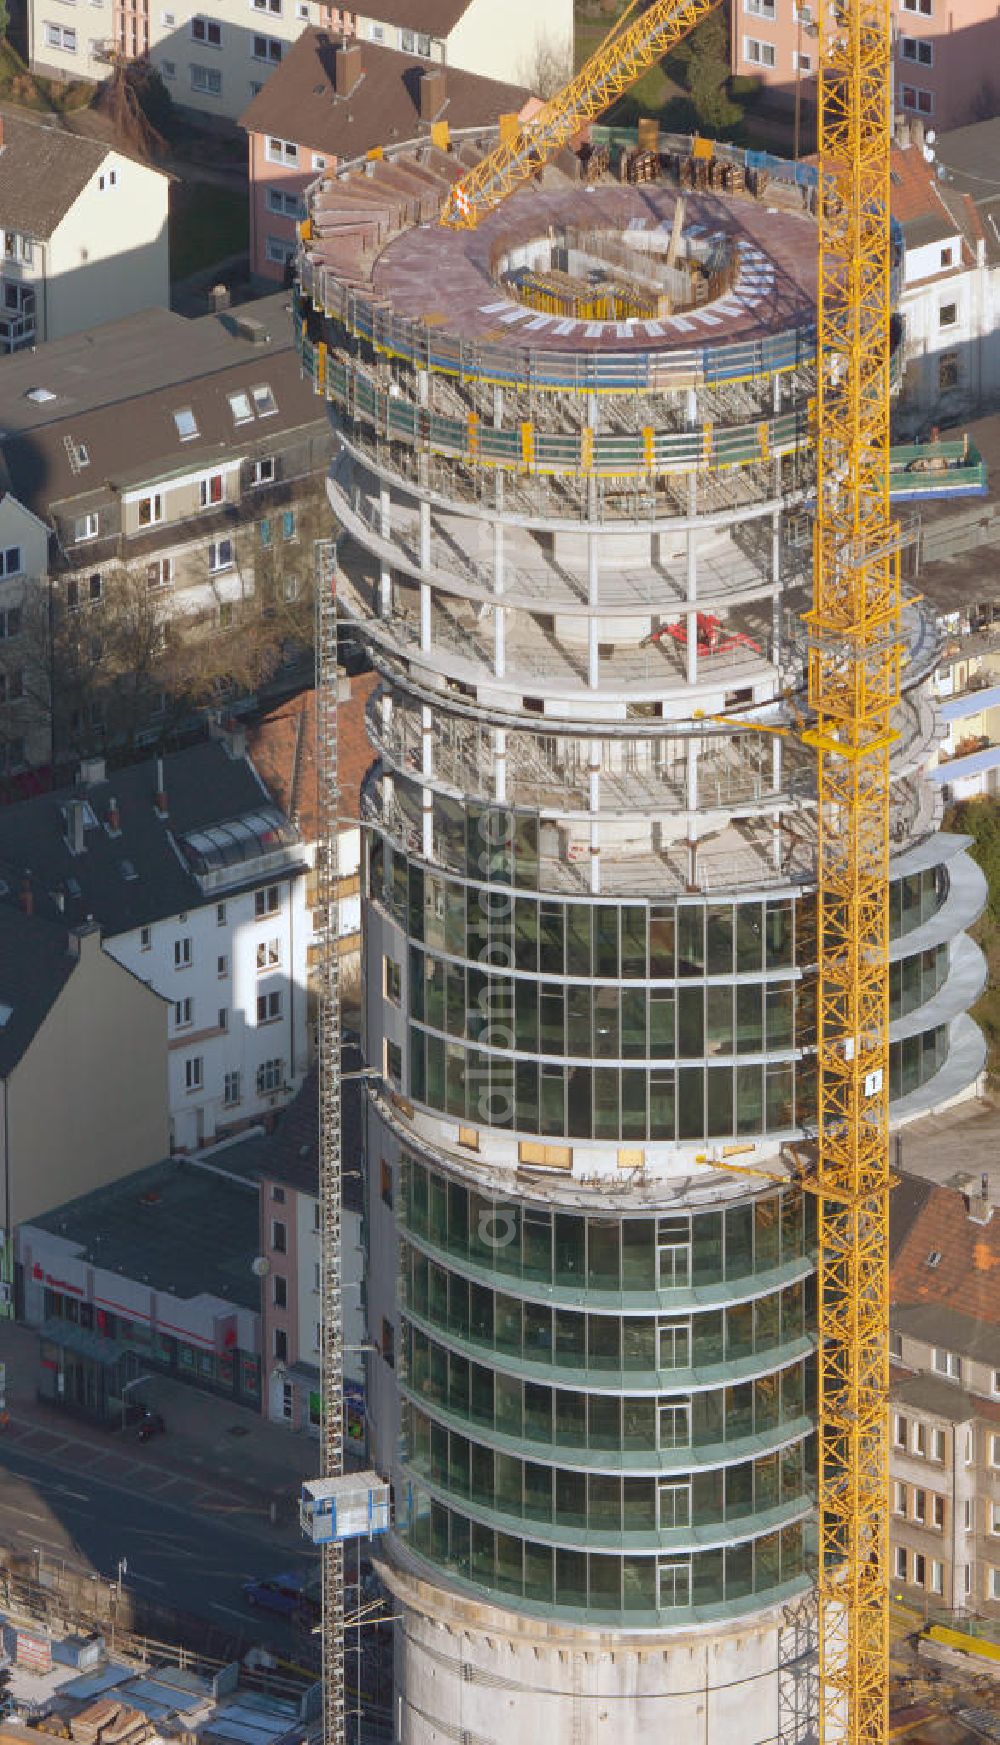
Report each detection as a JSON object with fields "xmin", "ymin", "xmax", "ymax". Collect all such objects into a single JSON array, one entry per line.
[
  {"xmin": 398, "ymin": 1384, "xmax": 814, "ymax": 1476},
  {"xmin": 892, "ymin": 1012, "xmax": 986, "ymax": 1125},
  {"xmin": 331, "ymin": 479, "xmax": 802, "ymax": 619},
  {"xmin": 399, "ymin": 1225, "xmax": 815, "ymax": 1317},
  {"xmin": 889, "ymin": 934, "xmax": 987, "ymax": 1045},
  {"xmin": 398, "ymin": 1462, "xmax": 813, "ymax": 1558},
  {"xmin": 401, "ymin": 1305, "xmax": 815, "ymax": 1398},
  {"xmin": 888, "ymin": 849, "xmax": 987, "ymax": 963}
]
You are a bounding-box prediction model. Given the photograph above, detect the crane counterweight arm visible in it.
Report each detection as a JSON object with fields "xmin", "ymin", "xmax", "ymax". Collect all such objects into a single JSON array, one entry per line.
[{"xmin": 440, "ymin": 0, "xmax": 724, "ymax": 228}]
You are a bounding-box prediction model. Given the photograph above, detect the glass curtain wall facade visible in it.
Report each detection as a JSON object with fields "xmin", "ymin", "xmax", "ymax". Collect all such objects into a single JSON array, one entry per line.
[{"xmin": 296, "ymin": 138, "xmax": 986, "ymax": 1652}]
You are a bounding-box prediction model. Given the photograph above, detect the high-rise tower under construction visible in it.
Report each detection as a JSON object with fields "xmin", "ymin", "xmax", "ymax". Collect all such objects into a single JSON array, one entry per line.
[{"xmin": 296, "ymin": 126, "xmax": 986, "ymax": 1745}]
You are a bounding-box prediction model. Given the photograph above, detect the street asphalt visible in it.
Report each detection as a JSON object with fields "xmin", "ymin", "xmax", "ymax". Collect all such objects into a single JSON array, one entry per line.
[{"xmin": 0, "ymin": 1418, "xmax": 319, "ymax": 1657}]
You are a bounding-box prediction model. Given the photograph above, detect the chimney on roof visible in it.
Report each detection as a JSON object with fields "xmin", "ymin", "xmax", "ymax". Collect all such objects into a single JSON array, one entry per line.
[
  {"xmin": 68, "ymin": 920, "xmax": 99, "ymax": 960},
  {"xmin": 334, "ymin": 38, "xmax": 362, "ymax": 97},
  {"xmin": 19, "ymin": 874, "xmax": 33, "ymax": 919},
  {"xmin": 418, "ymin": 67, "xmax": 447, "ymax": 122},
  {"xmin": 66, "ymin": 798, "xmax": 86, "ymax": 857},
  {"xmin": 155, "ymin": 755, "xmax": 168, "ymax": 819},
  {"xmin": 78, "ymin": 755, "xmax": 106, "ymax": 787},
  {"xmin": 967, "ymin": 1173, "xmax": 993, "ymax": 1226},
  {"xmin": 209, "ymin": 715, "xmax": 247, "ymax": 761}
]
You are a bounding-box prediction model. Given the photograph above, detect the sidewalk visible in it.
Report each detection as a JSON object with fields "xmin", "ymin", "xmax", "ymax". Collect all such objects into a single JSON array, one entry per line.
[{"xmin": 0, "ymin": 1318, "xmax": 319, "ymax": 1531}]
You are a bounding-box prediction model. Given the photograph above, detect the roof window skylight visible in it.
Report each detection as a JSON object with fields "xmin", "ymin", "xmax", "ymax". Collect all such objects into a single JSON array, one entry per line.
[
  {"xmin": 174, "ymin": 408, "xmax": 199, "ymax": 441},
  {"xmin": 251, "ymin": 383, "xmax": 277, "ymax": 416},
  {"xmin": 228, "ymin": 391, "xmax": 253, "ymax": 424},
  {"xmin": 177, "ymin": 805, "xmax": 297, "ymax": 876}
]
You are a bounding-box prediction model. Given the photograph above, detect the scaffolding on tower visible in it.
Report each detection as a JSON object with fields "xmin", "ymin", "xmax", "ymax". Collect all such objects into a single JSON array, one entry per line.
[
  {"xmin": 304, "ymin": 543, "xmax": 391, "ymax": 1745},
  {"xmin": 313, "ymin": 539, "xmax": 346, "ymax": 1745},
  {"xmin": 300, "ymin": 0, "xmax": 898, "ymax": 1734}
]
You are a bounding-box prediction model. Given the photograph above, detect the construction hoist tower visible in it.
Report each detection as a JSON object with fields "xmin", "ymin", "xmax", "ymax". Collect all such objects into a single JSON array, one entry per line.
[
  {"xmin": 300, "ymin": 542, "xmax": 390, "ymax": 1745},
  {"xmin": 292, "ymin": 0, "xmax": 969, "ymax": 1740}
]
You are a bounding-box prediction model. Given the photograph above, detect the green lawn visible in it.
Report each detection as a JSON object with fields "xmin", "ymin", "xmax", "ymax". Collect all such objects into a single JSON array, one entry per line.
[
  {"xmin": 169, "ymin": 181, "xmax": 249, "ymax": 282},
  {"xmin": 573, "ymin": 0, "xmax": 710, "ymax": 133}
]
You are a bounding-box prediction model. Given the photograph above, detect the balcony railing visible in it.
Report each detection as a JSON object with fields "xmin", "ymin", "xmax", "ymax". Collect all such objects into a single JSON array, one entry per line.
[{"xmin": 889, "ymin": 440, "xmax": 987, "ymax": 502}]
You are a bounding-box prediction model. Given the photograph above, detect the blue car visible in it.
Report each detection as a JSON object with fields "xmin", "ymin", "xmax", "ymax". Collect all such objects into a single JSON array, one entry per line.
[{"xmin": 242, "ymin": 1572, "xmax": 321, "ymax": 1625}]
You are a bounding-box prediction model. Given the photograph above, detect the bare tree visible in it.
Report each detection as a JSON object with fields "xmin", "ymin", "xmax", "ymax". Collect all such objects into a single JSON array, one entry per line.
[
  {"xmin": 15, "ymin": 488, "xmax": 323, "ymax": 775},
  {"xmin": 17, "ymin": 561, "xmax": 177, "ymax": 767},
  {"xmin": 517, "ymin": 31, "xmax": 575, "ymax": 99}
]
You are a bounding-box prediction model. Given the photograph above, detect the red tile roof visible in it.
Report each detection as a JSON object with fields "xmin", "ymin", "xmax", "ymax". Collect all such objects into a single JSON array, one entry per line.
[
  {"xmin": 890, "ymin": 143, "xmax": 941, "ymax": 224},
  {"xmin": 890, "ymin": 143, "xmax": 981, "ymax": 266},
  {"xmin": 240, "ymin": 29, "xmax": 532, "ymax": 158},
  {"xmin": 892, "ymin": 1179, "xmax": 1000, "ymax": 1327},
  {"xmin": 248, "ymin": 676, "xmax": 378, "ymax": 842}
]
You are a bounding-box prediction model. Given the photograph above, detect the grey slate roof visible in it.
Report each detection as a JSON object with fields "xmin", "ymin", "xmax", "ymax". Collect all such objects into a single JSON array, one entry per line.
[
  {"xmin": 0, "ymin": 903, "xmax": 79, "ymax": 1079},
  {"xmin": 0, "ymin": 110, "xmax": 111, "ymax": 240},
  {"xmin": 217, "ymin": 1051, "xmax": 364, "ymax": 1210},
  {"xmin": 0, "ymin": 294, "xmax": 299, "ymax": 436},
  {"xmin": 0, "ymin": 294, "xmax": 327, "ymax": 518},
  {"xmin": 892, "ymin": 1300, "xmax": 1000, "ymax": 1366},
  {"xmin": 890, "ymin": 1366, "xmax": 975, "ymax": 1422},
  {"xmin": 28, "ymin": 1154, "xmax": 262, "ymax": 1311},
  {"xmin": 900, "ymin": 211, "xmax": 956, "ymax": 251},
  {"xmin": 937, "ymin": 117, "xmax": 1000, "ymax": 266},
  {"xmin": 0, "ymin": 740, "xmax": 304, "ymax": 935}
]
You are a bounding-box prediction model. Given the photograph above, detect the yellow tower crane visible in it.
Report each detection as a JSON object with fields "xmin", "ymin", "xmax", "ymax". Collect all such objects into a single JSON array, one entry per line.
[{"xmin": 441, "ymin": 4, "xmax": 898, "ymax": 1742}]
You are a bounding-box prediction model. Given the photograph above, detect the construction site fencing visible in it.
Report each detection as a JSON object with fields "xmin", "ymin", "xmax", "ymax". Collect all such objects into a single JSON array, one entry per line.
[{"xmin": 0, "ymin": 1551, "xmax": 321, "ymax": 1686}]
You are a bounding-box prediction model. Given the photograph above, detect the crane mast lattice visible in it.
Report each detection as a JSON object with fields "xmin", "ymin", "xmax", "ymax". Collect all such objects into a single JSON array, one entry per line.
[
  {"xmin": 807, "ymin": 0, "xmax": 897, "ymax": 1733},
  {"xmin": 440, "ymin": 0, "xmax": 723, "ymax": 227}
]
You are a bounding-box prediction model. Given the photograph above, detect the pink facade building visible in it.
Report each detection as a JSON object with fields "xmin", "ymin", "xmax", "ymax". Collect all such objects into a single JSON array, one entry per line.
[
  {"xmin": 241, "ymin": 28, "xmax": 531, "ymax": 284},
  {"xmin": 730, "ymin": 0, "xmax": 1000, "ymax": 135}
]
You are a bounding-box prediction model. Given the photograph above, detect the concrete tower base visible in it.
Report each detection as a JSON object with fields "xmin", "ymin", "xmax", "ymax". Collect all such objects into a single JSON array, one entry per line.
[{"xmin": 386, "ymin": 1551, "xmax": 818, "ymax": 1745}]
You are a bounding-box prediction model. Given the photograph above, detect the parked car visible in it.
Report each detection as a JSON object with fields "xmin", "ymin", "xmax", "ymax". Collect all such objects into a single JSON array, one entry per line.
[{"xmin": 242, "ymin": 1572, "xmax": 321, "ymax": 1626}]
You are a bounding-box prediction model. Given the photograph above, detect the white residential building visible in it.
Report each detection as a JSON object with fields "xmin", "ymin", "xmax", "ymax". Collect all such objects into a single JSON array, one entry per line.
[
  {"xmin": 248, "ymin": 1063, "xmax": 365, "ymax": 1431},
  {"xmin": 0, "ymin": 112, "xmax": 169, "ymax": 352},
  {"xmin": 29, "ymin": 0, "xmax": 566, "ymax": 124},
  {"xmin": 0, "ymin": 295, "xmax": 330, "ymax": 775},
  {"xmin": 892, "ymin": 132, "xmax": 1000, "ymax": 432},
  {"xmin": 350, "ymin": 0, "xmax": 573, "ymax": 86},
  {"xmin": 0, "ymin": 494, "xmax": 51, "ymax": 777},
  {"xmin": 0, "ymin": 737, "xmax": 311, "ymax": 1151}
]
